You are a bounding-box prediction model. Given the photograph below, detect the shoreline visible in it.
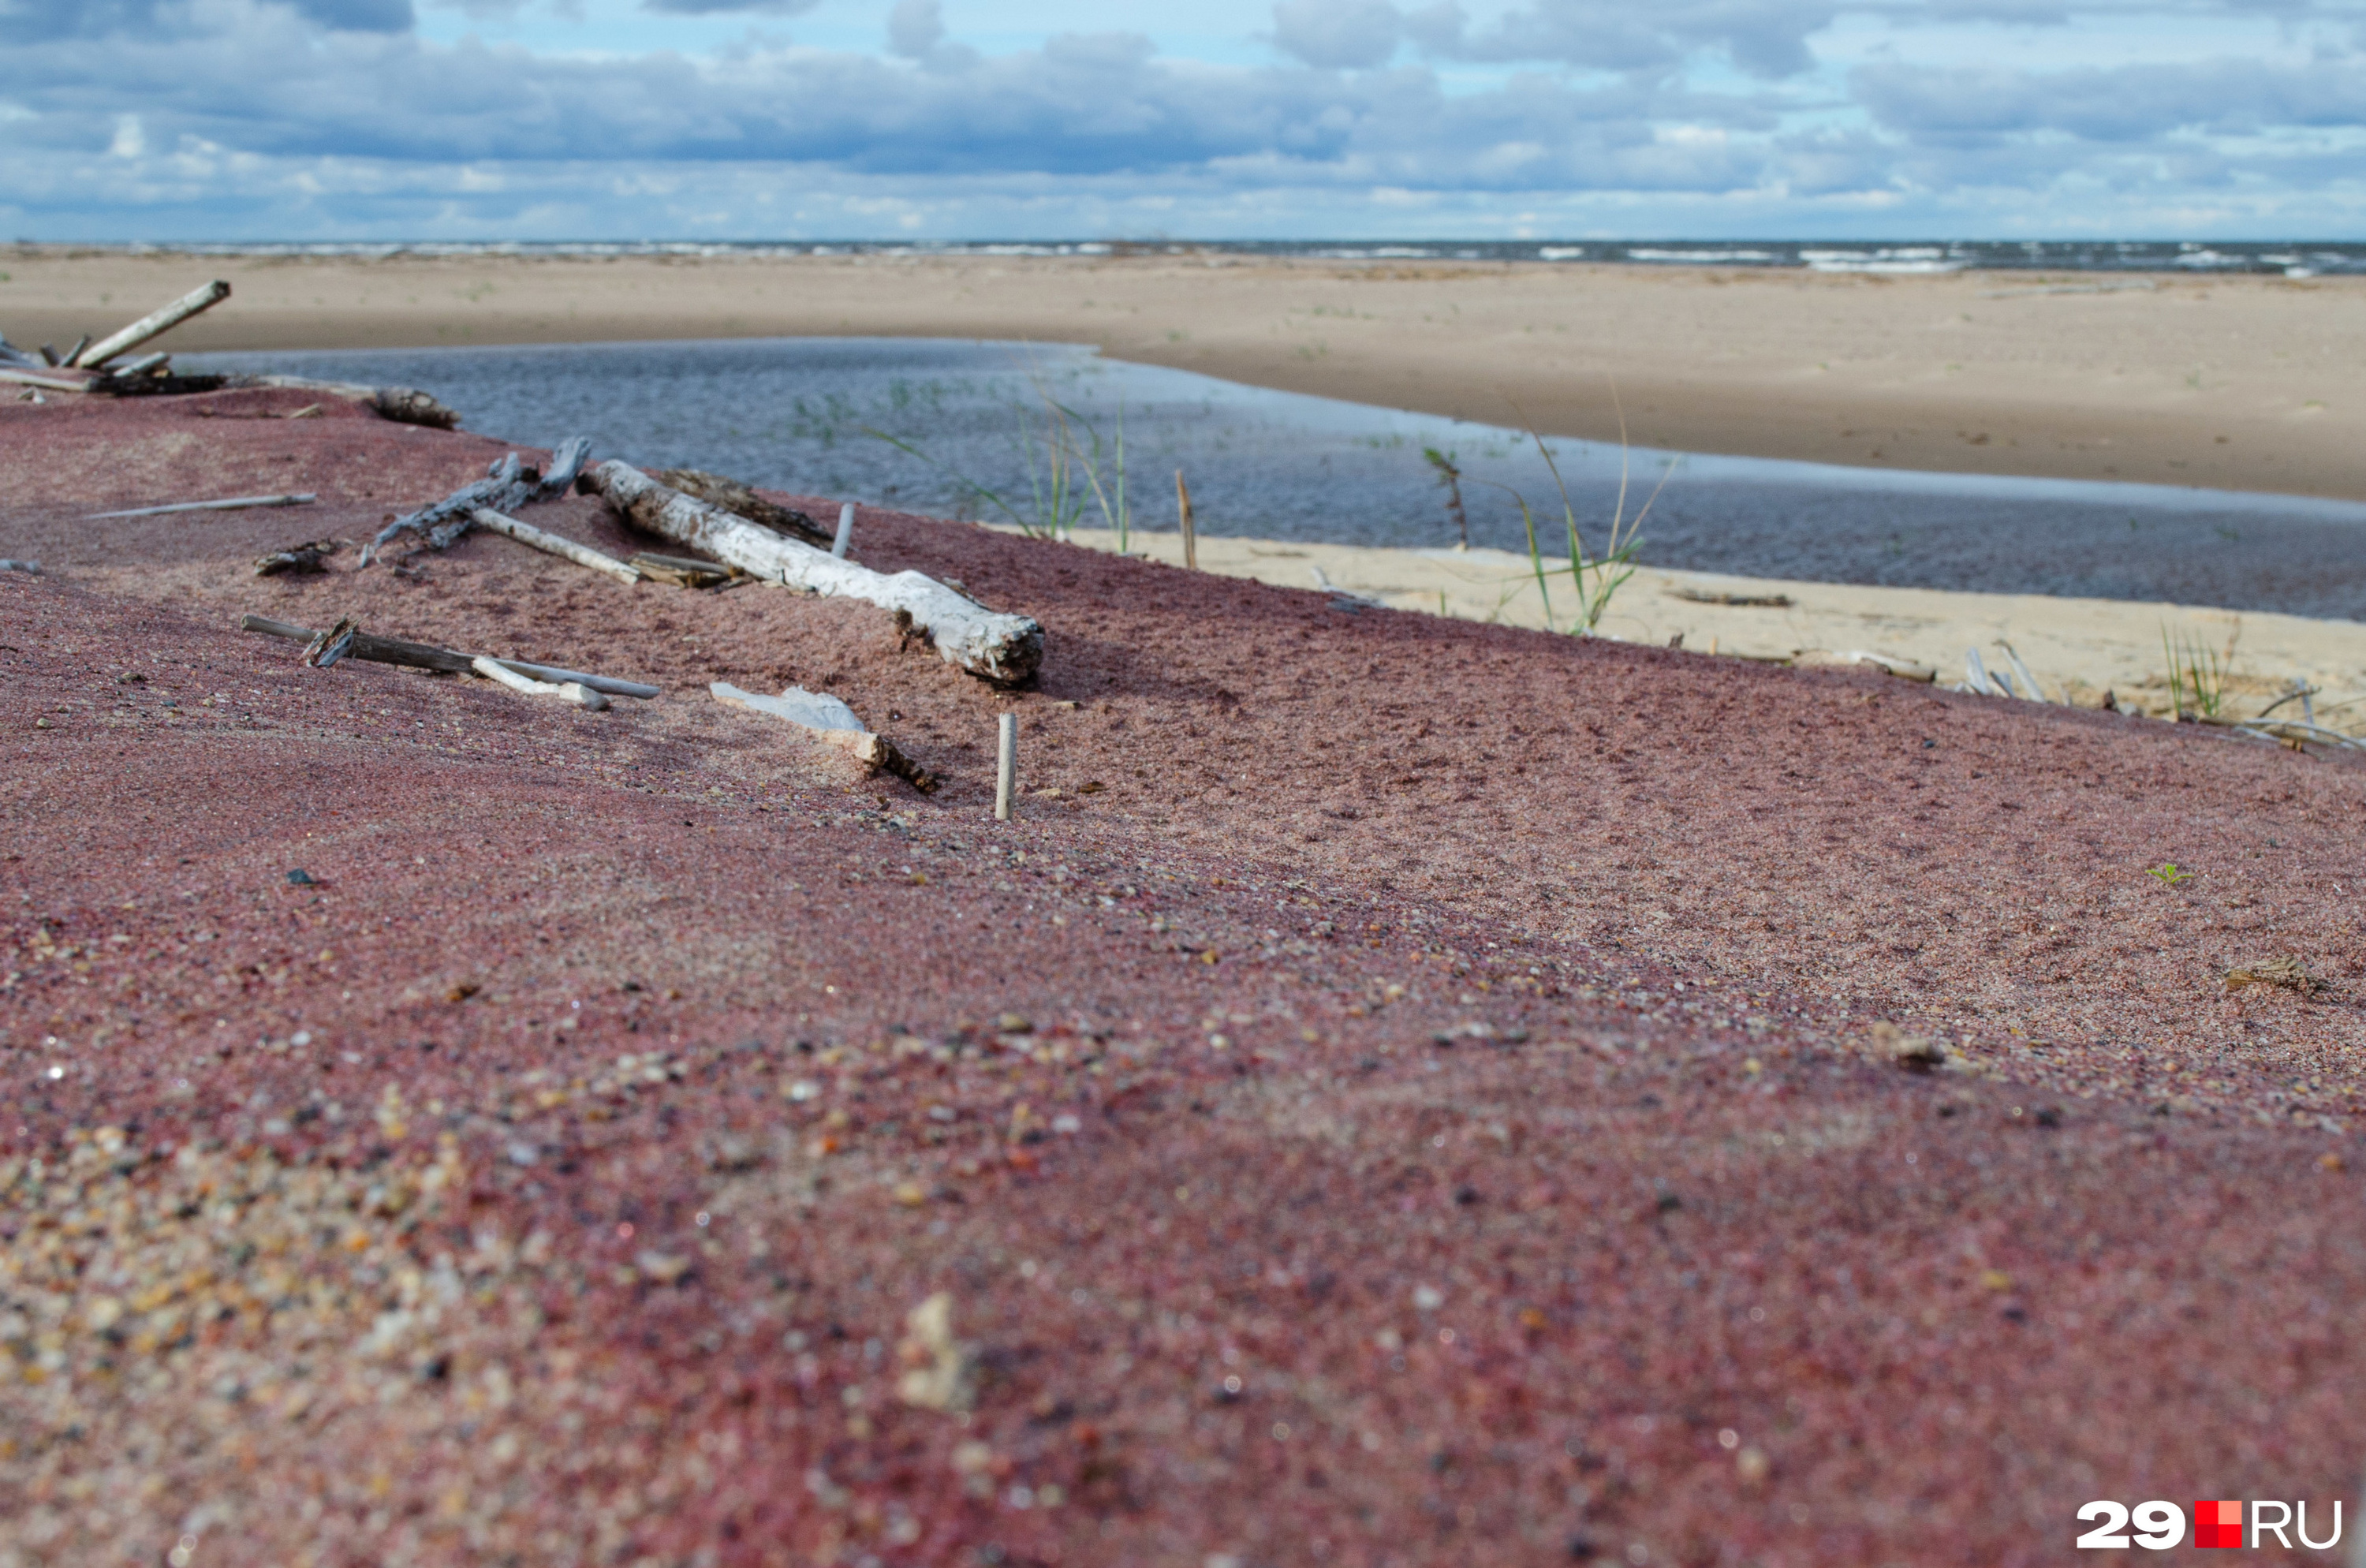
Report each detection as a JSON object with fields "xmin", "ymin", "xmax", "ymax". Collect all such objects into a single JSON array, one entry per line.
[
  {"xmin": 5, "ymin": 246, "xmax": 2360, "ymax": 502},
  {"xmin": 1036, "ymin": 525, "xmax": 2366, "ymax": 734}
]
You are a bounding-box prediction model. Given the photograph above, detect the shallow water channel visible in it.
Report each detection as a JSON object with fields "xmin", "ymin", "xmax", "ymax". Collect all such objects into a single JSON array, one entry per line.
[{"xmin": 185, "ymin": 337, "xmax": 2366, "ymax": 619}]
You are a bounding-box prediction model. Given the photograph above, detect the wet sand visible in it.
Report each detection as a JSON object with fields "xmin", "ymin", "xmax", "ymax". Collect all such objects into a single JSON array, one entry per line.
[{"xmin": 6, "ymin": 245, "xmax": 2362, "ymax": 501}]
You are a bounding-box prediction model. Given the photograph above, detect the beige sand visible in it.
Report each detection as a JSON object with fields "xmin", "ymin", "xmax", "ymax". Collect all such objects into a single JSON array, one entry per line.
[
  {"xmin": 4, "ymin": 246, "xmax": 2361, "ymax": 500},
  {"xmin": 1047, "ymin": 524, "xmax": 2366, "ymax": 734}
]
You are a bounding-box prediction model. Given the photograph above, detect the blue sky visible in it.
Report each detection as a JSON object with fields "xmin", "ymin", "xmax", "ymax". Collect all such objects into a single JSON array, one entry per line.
[{"xmin": 0, "ymin": 0, "xmax": 2360, "ymax": 239}]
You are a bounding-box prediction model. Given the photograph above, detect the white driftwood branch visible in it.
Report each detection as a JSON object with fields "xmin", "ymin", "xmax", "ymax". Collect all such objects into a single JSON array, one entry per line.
[
  {"xmin": 88, "ymin": 493, "xmax": 316, "ymax": 520},
  {"xmin": 470, "ymin": 508, "xmax": 642, "ymax": 584},
  {"xmin": 472, "ymin": 656, "xmax": 610, "ymax": 711},
  {"xmin": 0, "ymin": 366, "xmax": 98, "ymax": 394},
  {"xmin": 70, "ymin": 280, "xmax": 231, "ymax": 368},
  {"xmin": 711, "ymin": 682, "xmax": 939, "ymax": 793},
  {"xmin": 585, "ymin": 461, "xmax": 1043, "ymax": 685},
  {"xmin": 365, "ymin": 438, "xmax": 590, "ymax": 564},
  {"xmin": 495, "ymin": 660, "xmax": 659, "ymax": 700}
]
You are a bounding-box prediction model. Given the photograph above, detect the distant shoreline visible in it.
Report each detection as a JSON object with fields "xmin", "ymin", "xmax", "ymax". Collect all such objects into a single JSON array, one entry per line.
[{"xmin": 5, "ymin": 247, "xmax": 2361, "ymax": 502}]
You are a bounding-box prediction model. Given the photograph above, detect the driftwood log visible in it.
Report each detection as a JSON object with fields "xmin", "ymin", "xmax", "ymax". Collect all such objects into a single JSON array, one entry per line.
[
  {"xmin": 472, "ymin": 655, "xmax": 609, "ymax": 711},
  {"xmin": 470, "ymin": 508, "xmax": 641, "ymax": 584},
  {"xmin": 224, "ymin": 375, "xmax": 460, "ymax": 429},
  {"xmin": 69, "ymin": 281, "xmax": 231, "ymax": 368},
  {"xmin": 653, "ymin": 469, "xmax": 830, "ymax": 547},
  {"xmin": 711, "ymin": 682, "xmax": 939, "ymax": 793},
  {"xmin": 253, "ymin": 539, "xmax": 341, "ymax": 577},
  {"xmin": 363, "ymin": 437, "xmax": 590, "ymax": 564},
  {"xmin": 237, "ymin": 614, "xmax": 659, "ymax": 698},
  {"xmin": 584, "ymin": 461, "xmax": 1043, "ymax": 686}
]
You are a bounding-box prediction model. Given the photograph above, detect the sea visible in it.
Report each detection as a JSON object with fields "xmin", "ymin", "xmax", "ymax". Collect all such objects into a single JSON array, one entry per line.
[
  {"xmin": 177, "ymin": 335, "xmax": 2366, "ymax": 620},
  {"xmin": 123, "ymin": 239, "xmax": 2366, "ymax": 277}
]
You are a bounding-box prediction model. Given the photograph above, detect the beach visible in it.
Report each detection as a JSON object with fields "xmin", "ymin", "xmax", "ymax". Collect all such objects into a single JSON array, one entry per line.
[
  {"xmin": 6, "ymin": 383, "xmax": 2366, "ymax": 1565},
  {"xmin": 6, "ymin": 245, "xmax": 2363, "ymax": 502}
]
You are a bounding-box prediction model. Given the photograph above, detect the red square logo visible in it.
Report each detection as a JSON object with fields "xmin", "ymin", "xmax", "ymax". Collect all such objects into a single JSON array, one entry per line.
[{"xmin": 2194, "ymin": 1499, "xmax": 2243, "ymax": 1548}]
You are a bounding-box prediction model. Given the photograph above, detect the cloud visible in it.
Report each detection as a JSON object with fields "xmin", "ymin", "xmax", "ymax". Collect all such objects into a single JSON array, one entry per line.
[
  {"xmin": 641, "ymin": 0, "xmax": 816, "ymax": 11},
  {"xmin": 0, "ymin": 0, "xmax": 413, "ymax": 37},
  {"xmin": 1271, "ymin": 0, "xmax": 1402, "ymax": 69},
  {"xmin": 887, "ymin": 0, "xmax": 942, "ymax": 58},
  {"xmin": 0, "ymin": 0, "xmax": 2360, "ymax": 239}
]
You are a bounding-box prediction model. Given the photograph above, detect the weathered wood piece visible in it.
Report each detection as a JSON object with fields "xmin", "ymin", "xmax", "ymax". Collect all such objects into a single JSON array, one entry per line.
[
  {"xmin": 364, "ymin": 437, "xmax": 591, "ymax": 564},
  {"xmin": 303, "ymin": 617, "xmax": 360, "ymax": 668},
  {"xmin": 69, "ymin": 280, "xmax": 231, "ymax": 368},
  {"xmin": 253, "ymin": 539, "xmax": 341, "ymax": 577},
  {"xmin": 1670, "ymin": 585, "xmax": 1793, "ymax": 607},
  {"xmin": 1791, "ymin": 649, "xmax": 1937, "ymax": 682},
  {"xmin": 995, "ymin": 712, "xmax": 1017, "ymax": 820},
  {"xmin": 711, "ymin": 682, "xmax": 938, "ymax": 793},
  {"xmin": 89, "ymin": 493, "xmax": 317, "ymax": 520},
  {"xmin": 1175, "ymin": 470, "xmax": 1197, "ymax": 570},
  {"xmin": 470, "ymin": 508, "xmax": 642, "ymax": 585},
  {"xmin": 832, "ymin": 502, "xmax": 854, "ymax": 560},
  {"xmin": 494, "ymin": 660, "xmax": 659, "ymax": 700},
  {"xmin": 652, "ymin": 469, "xmax": 830, "ymax": 547},
  {"xmin": 0, "ymin": 366, "xmax": 99, "ymax": 394},
  {"xmin": 105, "ymin": 352, "xmax": 171, "ymax": 381},
  {"xmin": 585, "ymin": 461, "xmax": 1043, "ymax": 686},
  {"xmin": 472, "ymin": 656, "xmax": 610, "ymax": 711},
  {"xmin": 222, "ymin": 375, "xmax": 461, "ymax": 429},
  {"xmin": 239, "ymin": 614, "xmax": 659, "ymax": 696},
  {"xmin": 629, "ymin": 553, "xmax": 737, "ymax": 589},
  {"xmin": 1996, "ymin": 641, "xmax": 2054, "ymax": 705},
  {"xmin": 0, "ymin": 559, "xmax": 41, "ymax": 574},
  {"xmin": 61, "ymin": 336, "xmax": 91, "ymax": 366},
  {"xmin": 242, "ymin": 614, "xmax": 476, "ymax": 674}
]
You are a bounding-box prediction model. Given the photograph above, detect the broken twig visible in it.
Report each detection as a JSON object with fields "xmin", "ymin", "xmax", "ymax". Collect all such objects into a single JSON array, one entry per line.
[
  {"xmin": 710, "ymin": 682, "xmax": 939, "ymax": 792},
  {"xmin": 470, "ymin": 508, "xmax": 641, "ymax": 585},
  {"xmin": 89, "ymin": 493, "xmax": 316, "ymax": 520},
  {"xmin": 239, "ymin": 614, "xmax": 659, "ymax": 696},
  {"xmin": 363, "ymin": 436, "xmax": 591, "ymax": 565}
]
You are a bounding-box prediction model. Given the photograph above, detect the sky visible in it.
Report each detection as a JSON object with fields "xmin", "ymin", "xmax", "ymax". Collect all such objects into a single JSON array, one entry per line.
[{"xmin": 0, "ymin": 0, "xmax": 2360, "ymax": 240}]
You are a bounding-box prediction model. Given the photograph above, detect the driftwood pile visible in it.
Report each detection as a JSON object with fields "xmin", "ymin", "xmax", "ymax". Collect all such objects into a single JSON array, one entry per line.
[{"xmin": 1, "ymin": 279, "xmax": 457, "ymax": 427}]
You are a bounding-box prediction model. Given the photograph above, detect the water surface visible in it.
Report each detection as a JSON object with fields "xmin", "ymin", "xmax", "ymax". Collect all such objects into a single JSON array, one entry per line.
[{"xmin": 184, "ymin": 338, "xmax": 2366, "ymax": 619}]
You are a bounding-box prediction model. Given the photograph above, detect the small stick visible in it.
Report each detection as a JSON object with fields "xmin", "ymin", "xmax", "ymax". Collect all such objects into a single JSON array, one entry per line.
[
  {"xmin": 995, "ymin": 712, "xmax": 1017, "ymax": 821},
  {"xmin": 37, "ymin": 345, "xmax": 58, "ymax": 367},
  {"xmin": 471, "ymin": 655, "xmax": 610, "ymax": 711},
  {"xmin": 88, "ymin": 493, "xmax": 316, "ymax": 520},
  {"xmin": 1175, "ymin": 470, "xmax": 1196, "ymax": 570},
  {"xmin": 238, "ymin": 614, "xmax": 659, "ymax": 696},
  {"xmin": 104, "ymin": 352, "xmax": 171, "ymax": 381},
  {"xmin": 62, "ymin": 335, "xmax": 91, "ymax": 365},
  {"xmin": 470, "ymin": 506, "xmax": 642, "ymax": 584},
  {"xmin": 69, "ymin": 280, "xmax": 230, "ymax": 368},
  {"xmin": 833, "ymin": 502, "xmax": 855, "ymax": 560}
]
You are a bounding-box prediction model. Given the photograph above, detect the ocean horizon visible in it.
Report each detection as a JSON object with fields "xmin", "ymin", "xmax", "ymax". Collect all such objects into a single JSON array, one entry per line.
[{"xmin": 38, "ymin": 238, "xmax": 2366, "ymax": 278}]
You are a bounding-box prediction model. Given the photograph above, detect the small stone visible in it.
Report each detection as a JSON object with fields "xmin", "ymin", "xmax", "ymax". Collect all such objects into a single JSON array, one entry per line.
[
  {"xmin": 894, "ymin": 1182, "xmax": 927, "ymax": 1208},
  {"xmin": 1412, "ymin": 1284, "xmax": 1444, "ymax": 1311},
  {"xmin": 1735, "ymin": 1447, "xmax": 1770, "ymax": 1485},
  {"xmin": 997, "ymin": 1013, "xmax": 1032, "ymax": 1034},
  {"xmin": 635, "ymin": 1251, "xmax": 691, "ymax": 1285},
  {"xmin": 285, "ymin": 868, "xmax": 316, "ymax": 887}
]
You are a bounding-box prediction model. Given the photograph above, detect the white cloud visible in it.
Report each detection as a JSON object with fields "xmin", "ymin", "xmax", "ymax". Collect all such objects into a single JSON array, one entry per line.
[{"xmin": 0, "ymin": 0, "xmax": 2357, "ymax": 237}]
